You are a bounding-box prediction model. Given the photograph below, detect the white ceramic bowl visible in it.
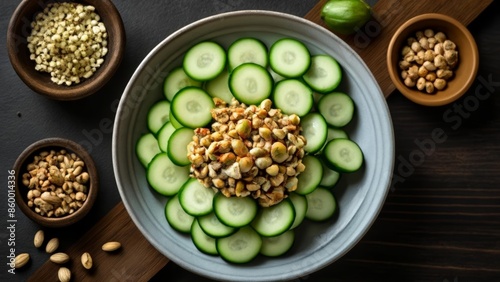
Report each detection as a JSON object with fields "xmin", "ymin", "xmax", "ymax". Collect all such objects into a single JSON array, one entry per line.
[{"xmin": 113, "ymin": 10, "xmax": 394, "ymax": 281}]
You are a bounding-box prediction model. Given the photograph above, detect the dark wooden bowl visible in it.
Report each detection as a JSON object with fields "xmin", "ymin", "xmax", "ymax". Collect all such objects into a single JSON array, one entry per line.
[
  {"xmin": 7, "ymin": 0, "xmax": 125, "ymax": 101},
  {"xmin": 14, "ymin": 138, "xmax": 99, "ymax": 228}
]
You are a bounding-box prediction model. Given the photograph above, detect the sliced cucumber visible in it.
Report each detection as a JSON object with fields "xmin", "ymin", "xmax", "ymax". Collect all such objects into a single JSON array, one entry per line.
[
  {"xmin": 303, "ymin": 55, "xmax": 342, "ymax": 93},
  {"xmin": 320, "ymin": 163, "xmax": 342, "ymax": 188},
  {"xmin": 323, "ymin": 138, "xmax": 364, "ymax": 173},
  {"xmin": 163, "ymin": 67, "xmax": 202, "ymax": 101},
  {"xmin": 272, "ymin": 79, "xmax": 313, "ymax": 117},
  {"xmin": 146, "ymin": 153, "xmax": 190, "ymax": 196},
  {"xmin": 165, "ymin": 194, "xmax": 195, "ymax": 233},
  {"xmin": 228, "ymin": 37, "xmax": 268, "ymax": 71},
  {"xmin": 260, "ymin": 230, "xmax": 295, "ymax": 257},
  {"xmin": 197, "ymin": 212, "xmax": 237, "ymax": 238},
  {"xmin": 320, "ymin": 127, "xmax": 350, "ymax": 152},
  {"xmin": 229, "ymin": 63, "xmax": 273, "ymax": 105},
  {"xmin": 251, "ymin": 199, "xmax": 295, "ymax": 237},
  {"xmin": 327, "ymin": 127, "xmax": 349, "ymax": 140},
  {"xmin": 169, "ymin": 110, "xmax": 183, "ymax": 129},
  {"xmin": 157, "ymin": 122, "xmax": 175, "ymax": 153},
  {"xmin": 147, "ymin": 100, "xmax": 170, "ymax": 134},
  {"xmin": 305, "ymin": 187, "xmax": 337, "ymax": 222},
  {"xmin": 213, "ymin": 193, "xmax": 258, "ymax": 228},
  {"xmin": 183, "ymin": 41, "xmax": 226, "ymax": 81},
  {"xmin": 296, "ymin": 155, "xmax": 323, "ymax": 195},
  {"xmin": 288, "ymin": 192, "xmax": 308, "ymax": 229},
  {"xmin": 191, "ymin": 219, "xmax": 218, "ymax": 255},
  {"xmin": 269, "ymin": 38, "xmax": 311, "ymax": 78},
  {"xmin": 136, "ymin": 133, "xmax": 161, "ymax": 167},
  {"xmin": 300, "ymin": 112, "xmax": 328, "ymax": 153},
  {"xmin": 171, "ymin": 87, "xmax": 214, "ymax": 129},
  {"xmin": 167, "ymin": 127, "xmax": 194, "ymax": 166},
  {"xmin": 178, "ymin": 178, "xmax": 216, "ymax": 217},
  {"xmin": 205, "ymin": 69, "xmax": 235, "ymax": 104},
  {"xmin": 216, "ymin": 226, "xmax": 262, "ymax": 264},
  {"xmin": 318, "ymin": 92, "xmax": 355, "ymax": 127}
]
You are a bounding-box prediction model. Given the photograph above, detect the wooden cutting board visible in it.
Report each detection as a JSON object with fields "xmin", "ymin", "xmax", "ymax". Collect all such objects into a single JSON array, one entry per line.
[{"xmin": 29, "ymin": 0, "xmax": 493, "ymax": 280}]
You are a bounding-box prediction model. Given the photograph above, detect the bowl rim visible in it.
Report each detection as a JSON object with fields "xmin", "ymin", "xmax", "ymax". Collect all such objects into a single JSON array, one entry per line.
[
  {"xmin": 113, "ymin": 9, "xmax": 395, "ymax": 281},
  {"xmin": 6, "ymin": 0, "xmax": 126, "ymax": 101},
  {"xmin": 387, "ymin": 13, "xmax": 479, "ymax": 106},
  {"xmin": 14, "ymin": 137, "xmax": 99, "ymax": 228}
]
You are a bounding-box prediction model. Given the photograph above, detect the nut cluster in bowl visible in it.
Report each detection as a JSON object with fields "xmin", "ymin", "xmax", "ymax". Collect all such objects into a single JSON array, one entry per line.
[
  {"xmin": 21, "ymin": 149, "xmax": 90, "ymax": 218},
  {"xmin": 387, "ymin": 13, "xmax": 479, "ymax": 106},
  {"xmin": 399, "ymin": 29, "xmax": 458, "ymax": 94},
  {"xmin": 188, "ymin": 98, "xmax": 306, "ymax": 207},
  {"xmin": 14, "ymin": 138, "xmax": 98, "ymax": 228},
  {"xmin": 7, "ymin": 0, "xmax": 125, "ymax": 100}
]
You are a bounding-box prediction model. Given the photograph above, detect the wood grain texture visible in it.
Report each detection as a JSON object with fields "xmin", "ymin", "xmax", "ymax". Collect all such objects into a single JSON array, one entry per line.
[
  {"xmin": 304, "ymin": 0, "xmax": 493, "ymax": 97},
  {"xmin": 28, "ymin": 203, "xmax": 169, "ymax": 282}
]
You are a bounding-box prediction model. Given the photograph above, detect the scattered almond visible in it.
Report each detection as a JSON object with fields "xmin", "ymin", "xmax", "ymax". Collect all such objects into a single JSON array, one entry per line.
[
  {"xmin": 34, "ymin": 230, "xmax": 44, "ymax": 248},
  {"xmin": 41, "ymin": 191, "xmax": 63, "ymax": 205},
  {"xmin": 50, "ymin": 252, "xmax": 70, "ymax": 264},
  {"xmin": 81, "ymin": 252, "xmax": 93, "ymax": 269},
  {"xmin": 15, "ymin": 253, "xmax": 30, "ymax": 269},
  {"xmin": 102, "ymin": 241, "xmax": 121, "ymax": 252},
  {"xmin": 46, "ymin": 238, "xmax": 59, "ymax": 254},
  {"xmin": 58, "ymin": 267, "xmax": 71, "ymax": 282}
]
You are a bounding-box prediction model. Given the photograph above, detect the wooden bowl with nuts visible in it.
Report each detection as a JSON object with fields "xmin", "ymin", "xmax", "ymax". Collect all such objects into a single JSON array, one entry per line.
[
  {"xmin": 13, "ymin": 138, "xmax": 98, "ymax": 228},
  {"xmin": 387, "ymin": 13, "xmax": 479, "ymax": 106},
  {"xmin": 7, "ymin": 0, "xmax": 125, "ymax": 101}
]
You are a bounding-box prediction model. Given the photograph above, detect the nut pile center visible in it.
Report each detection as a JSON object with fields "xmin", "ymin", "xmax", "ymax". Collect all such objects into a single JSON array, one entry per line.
[{"xmin": 188, "ymin": 98, "xmax": 307, "ymax": 207}]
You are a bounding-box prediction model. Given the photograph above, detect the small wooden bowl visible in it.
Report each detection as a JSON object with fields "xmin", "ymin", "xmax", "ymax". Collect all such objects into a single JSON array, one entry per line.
[
  {"xmin": 387, "ymin": 13, "xmax": 479, "ymax": 106},
  {"xmin": 7, "ymin": 0, "xmax": 125, "ymax": 101},
  {"xmin": 14, "ymin": 138, "xmax": 99, "ymax": 228}
]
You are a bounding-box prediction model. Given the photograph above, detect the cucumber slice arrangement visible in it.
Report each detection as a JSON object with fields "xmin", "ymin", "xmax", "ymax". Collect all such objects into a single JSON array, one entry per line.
[
  {"xmin": 157, "ymin": 122, "xmax": 175, "ymax": 153},
  {"xmin": 147, "ymin": 153, "xmax": 190, "ymax": 196},
  {"xmin": 318, "ymin": 92, "xmax": 355, "ymax": 127},
  {"xmin": 168, "ymin": 110, "xmax": 183, "ymax": 129},
  {"xmin": 269, "ymin": 38, "xmax": 311, "ymax": 78},
  {"xmin": 198, "ymin": 212, "xmax": 237, "ymax": 238},
  {"xmin": 191, "ymin": 219, "xmax": 218, "ymax": 255},
  {"xmin": 165, "ymin": 194, "xmax": 195, "ymax": 233},
  {"xmin": 205, "ymin": 69, "xmax": 234, "ymax": 104},
  {"xmin": 305, "ymin": 187, "xmax": 337, "ymax": 222},
  {"xmin": 303, "ymin": 54, "xmax": 342, "ymax": 93},
  {"xmin": 167, "ymin": 127, "xmax": 194, "ymax": 166},
  {"xmin": 147, "ymin": 100, "xmax": 171, "ymax": 134},
  {"xmin": 171, "ymin": 87, "xmax": 214, "ymax": 129},
  {"xmin": 213, "ymin": 193, "xmax": 258, "ymax": 228},
  {"xmin": 178, "ymin": 178, "xmax": 216, "ymax": 217},
  {"xmin": 136, "ymin": 133, "xmax": 161, "ymax": 167},
  {"xmin": 227, "ymin": 37, "xmax": 268, "ymax": 71},
  {"xmin": 272, "ymin": 79, "xmax": 313, "ymax": 117},
  {"xmin": 322, "ymin": 138, "xmax": 364, "ymax": 173},
  {"xmin": 288, "ymin": 193, "xmax": 308, "ymax": 229},
  {"xmin": 135, "ymin": 36, "xmax": 366, "ymax": 264},
  {"xmin": 300, "ymin": 113, "xmax": 328, "ymax": 154},
  {"xmin": 217, "ymin": 226, "xmax": 262, "ymax": 264},
  {"xmin": 183, "ymin": 41, "xmax": 226, "ymax": 81},
  {"xmin": 251, "ymin": 199, "xmax": 295, "ymax": 237},
  {"xmin": 296, "ymin": 155, "xmax": 324, "ymax": 195},
  {"xmin": 229, "ymin": 63, "xmax": 273, "ymax": 105},
  {"xmin": 163, "ymin": 67, "xmax": 202, "ymax": 101},
  {"xmin": 260, "ymin": 230, "xmax": 295, "ymax": 257}
]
